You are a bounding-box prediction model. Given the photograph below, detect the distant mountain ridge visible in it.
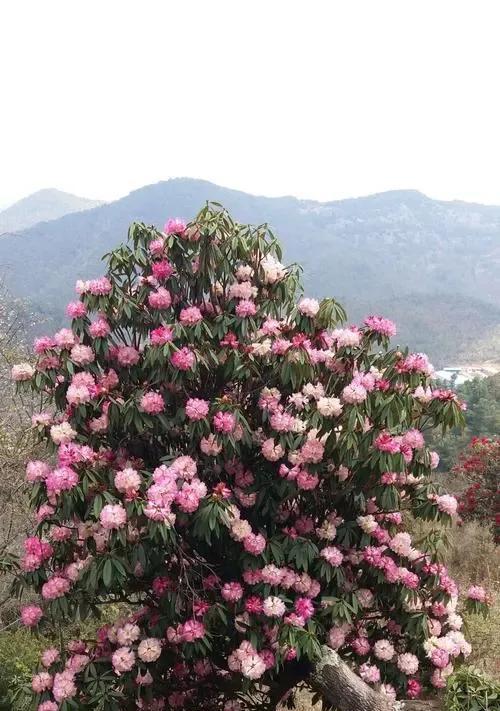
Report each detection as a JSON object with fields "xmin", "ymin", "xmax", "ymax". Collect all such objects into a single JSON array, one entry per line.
[
  {"xmin": 1, "ymin": 178, "xmax": 500, "ymax": 366},
  {"xmin": 0, "ymin": 188, "xmax": 103, "ymax": 233}
]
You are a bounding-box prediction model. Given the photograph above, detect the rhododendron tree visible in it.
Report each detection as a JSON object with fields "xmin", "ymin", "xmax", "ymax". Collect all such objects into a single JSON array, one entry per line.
[
  {"xmin": 10, "ymin": 205, "xmax": 489, "ymax": 711},
  {"xmin": 452, "ymin": 436, "xmax": 500, "ymax": 541}
]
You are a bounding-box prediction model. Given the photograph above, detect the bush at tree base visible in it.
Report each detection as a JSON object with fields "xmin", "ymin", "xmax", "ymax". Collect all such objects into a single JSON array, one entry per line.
[{"xmin": 10, "ymin": 204, "xmax": 490, "ymax": 710}]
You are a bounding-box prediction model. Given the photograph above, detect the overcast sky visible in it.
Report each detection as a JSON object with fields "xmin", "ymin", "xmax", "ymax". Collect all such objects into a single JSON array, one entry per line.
[{"xmin": 2, "ymin": 0, "xmax": 500, "ymax": 207}]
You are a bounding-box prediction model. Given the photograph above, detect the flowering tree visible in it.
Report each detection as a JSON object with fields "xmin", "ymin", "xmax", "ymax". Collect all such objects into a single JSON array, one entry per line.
[
  {"xmin": 453, "ymin": 436, "xmax": 500, "ymax": 542},
  {"xmin": 11, "ymin": 205, "xmax": 489, "ymax": 711}
]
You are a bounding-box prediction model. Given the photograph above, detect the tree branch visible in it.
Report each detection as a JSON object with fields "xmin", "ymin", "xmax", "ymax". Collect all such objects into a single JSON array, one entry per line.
[{"xmin": 309, "ymin": 646, "xmax": 442, "ymax": 711}]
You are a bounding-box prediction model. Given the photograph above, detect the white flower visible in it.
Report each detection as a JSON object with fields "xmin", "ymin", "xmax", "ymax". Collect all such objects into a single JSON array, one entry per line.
[
  {"xmin": 261, "ymin": 254, "xmax": 286, "ymax": 284},
  {"xmin": 317, "ymin": 396, "xmax": 343, "ymax": 417},
  {"xmin": 262, "ymin": 596, "xmax": 286, "ymax": 617}
]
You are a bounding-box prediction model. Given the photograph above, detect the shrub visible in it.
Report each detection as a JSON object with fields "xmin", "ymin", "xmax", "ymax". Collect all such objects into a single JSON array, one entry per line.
[
  {"xmin": 446, "ymin": 666, "xmax": 500, "ymax": 711},
  {"xmin": 452, "ymin": 437, "xmax": 500, "ymax": 541},
  {"xmin": 9, "ymin": 205, "xmax": 489, "ymax": 709}
]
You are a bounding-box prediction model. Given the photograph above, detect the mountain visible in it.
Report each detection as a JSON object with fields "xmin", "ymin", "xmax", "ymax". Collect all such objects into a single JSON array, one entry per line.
[
  {"xmin": 1, "ymin": 178, "xmax": 500, "ymax": 366},
  {"xmin": 0, "ymin": 188, "xmax": 103, "ymax": 234}
]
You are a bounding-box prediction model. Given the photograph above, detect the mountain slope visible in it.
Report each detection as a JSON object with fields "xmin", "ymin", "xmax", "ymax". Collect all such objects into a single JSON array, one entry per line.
[
  {"xmin": 1, "ymin": 179, "xmax": 500, "ymax": 365},
  {"xmin": 0, "ymin": 188, "xmax": 103, "ymax": 233}
]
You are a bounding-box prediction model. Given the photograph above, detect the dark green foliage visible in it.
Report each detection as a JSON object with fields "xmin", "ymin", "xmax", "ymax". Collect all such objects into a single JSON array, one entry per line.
[{"xmin": 446, "ymin": 667, "xmax": 500, "ymax": 711}]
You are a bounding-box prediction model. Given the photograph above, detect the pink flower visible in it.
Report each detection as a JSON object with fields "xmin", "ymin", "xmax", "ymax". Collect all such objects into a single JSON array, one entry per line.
[
  {"xmin": 200, "ymin": 434, "xmax": 222, "ymax": 456},
  {"xmin": 300, "ymin": 438, "xmax": 324, "ymax": 463},
  {"xmin": 295, "ymin": 597, "xmax": 314, "ymax": 619},
  {"xmin": 321, "ymin": 546, "xmax": 344, "ymax": 566},
  {"xmin": 149, "ymin": 238, "xmax": 165, "ymax": 255},
  {"xmin": 359, "ymin": 662, "xmax": 381, "ymax": 684},
  {"xmin": 179, "ymin": 306, "xmax": 203, "ymax": 325},
  {"xmin": 41, "ymin": 647, "xmax": 60, "ymax": 667},
  {"xmin": 32, "ymin": 672, "xmax": 53, "ymax": 693},
  {"xmin": 397, "ymin": 652, "xmax": 419, "ymax": 675},
  {"xmin": 328, "ymin": 625, "xmax": 348, "ymax": 650},
  {"xmin": 66, "ymin": 383, "xmax": 91, "ymax": 406},
  {"xmin": 35, "ymin": 504, "xmax": 55, "ymax": 522},
  {"xmin": 241, "ymin": 653, "xmax": 266, "ymax": 679},
  {"xmin": 70, "ymin": 344, "xmax": 95, "ymax": 365},
  {"xmin": 11, "ymin": 363, "xmax": 35, "ymax": 381},
  {"xmin": 356, "ymin": 588, "xmax": 374, "ymax": 608},
  {"xmin": 148, "ymin": 287, "xmax": 172, "ymax": 310},
  {"xmin": 45, "ymin": 466, "xmax": 79, "ymax": 496},
  {"xmin": 26, "ymin": 460, "xmax": 50, "ymax": 483},
  {"xmin": 373, "ymin": 639, "xmax": 395, "ymax": 661},
  {"xmin": 171, "ymin": 347, "xmax": 195, "ymax": 371},
  {"xmin": 213, "ymin": 411, "xmax": 236, "ymax": 434},
  {"xmin": 261, "ymin": 438, "xmax": 284, "ymax": 461},
  {"xmin": 374, "ymin": 432, "xmax": 401, "ymax": 454},
  {"xmin": 100, "ymin": 503, "xmax": 127, "ymax": 530},
  {"xmin": 389, "ymin": 532, "xmax": 412, "ymax": 557},
  {"xmin": 21, "ymin": 604, "xmax": 43, "ymax": 627},
  {"xmin": 180, "ymin": 619, "xmax": 205, "ymax": 642},
  {"xmin": 185, "ymin": 398, "xmax": 209, "ymax": 421},
  {"xmin": 364, "ymin": 315, "xmax": 397, "ymax": 337},
  {"xmin": 430, "ymin": 669, "xmax": 448, "ymax": 689},
  {"xmin": 89, "ymin": 317, "xmax": 111, "ymax": 338},
  {"xmin": 140, "ymin": 391, "xmax": 165, "ymax": 415},
  {"xmin": 402, "ymin": 428, "xmax": 425, "ymax": 450},
  {"xmin": 407, "ymin": 679, "xmax": 422, "ymax": 699},
  {"xmin": 112, "ymin": 646, "xmax": 136, "ymax": 674},
  {"xmin": 436, "ymin": 494, "xmax": 458, "ymax": 516},
  {"xmin": 52, "ymin": 670, "xmax": 76, "ymax": 701},
  {"xmin": 342, "ymin": 383, "xmax": 367, "ymax": 404},
  {"xmin": 54, "ymin": 328, "xmax": 76, "ymax": 349},
  {"xmin": 38, "ymin": 702, "xmax": 59, "ymax": 711},
  {"xmin": 245, "ymin": 596, "xmax": 264, "ymax": 614},
  {"xmin": 243, "ymin": 533, "xmax": 266, "ymax": 555},
  {"xmin": 176, "ymin": 480, "xmax": 207, "ymax": 513},
  {"xmin": 115, "ymin": 468, "xmax": 141, "ymax": 496},
  {"xmin": 430, "ymin": 648, "xmax": 450, "ymax": 669},
  {"xmin": 150, "ymin": 325, "xmax": 174, "ymax": 345},
  {"xmin": 467, "ymin": 585, "xmax": 487, "ymax": 602},
  {"xmin": 296, "ymin": 470, "xmax": 319, "ymax": 490},
  {"xmin": 298, "ymin": 297, "xmax": 320, "ymax": 317},
  {"xmin": 351, "ymin": 637, "xmax": 370, "ymax": 656},
  {"xmin": 379, "ymin": 684, "xmax": 397, "ymax": 701},
  {"xmin": 152, "ymin": 260, "xmax": 174, "ymax": 280},
  {"xmin": 270, "ymin": 410, "xmax": 296, "ymax": 432},
  {"xmin": 430, "ymin": 450, "xmax": 440, "ymax": 469},
  {"xmin": 41, "ymin": 575, "xmax": 71, "ymax": 600},
  {"xmin": 235, "ymin": 300, "xmax": 257, "ymax": 318},
  {"xmin": 164, "ymin": 218, "xmax": 187, "ymax": 235},
  {"xmin": 34, "ymin": 336, "xmax": 56, "ymax": 353},
  {"xmin": 116, "ymin": 345, "xmax": 140, "ymax": 366},
  {"xmin": 66, "ymin": 301, "xmax": 87, "ymax": 319},
  {"xmin": 222, "ymin": 582, "xmax": 244, "ymax": 602},
  {"xmin": 88, "ymin": 277, "xmax": 112, "ymax": 295}
]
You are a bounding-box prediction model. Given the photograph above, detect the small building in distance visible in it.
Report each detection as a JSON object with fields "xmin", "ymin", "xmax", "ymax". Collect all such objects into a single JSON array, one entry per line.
[{"xmin": 434, "ymin": 363, "xmax": 500, "ymax": 386}]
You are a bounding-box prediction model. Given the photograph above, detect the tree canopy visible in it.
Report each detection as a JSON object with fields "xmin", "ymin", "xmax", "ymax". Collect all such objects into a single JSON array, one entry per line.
[{"xmin": 10, "ymin": 205, "xmax": 488, "ymax": 711}]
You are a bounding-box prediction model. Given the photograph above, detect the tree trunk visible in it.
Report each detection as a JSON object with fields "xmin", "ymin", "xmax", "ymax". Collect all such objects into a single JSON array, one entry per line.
[{"xmin": 309, "ymin": 646, "xmax": 442, "ymax": 711}]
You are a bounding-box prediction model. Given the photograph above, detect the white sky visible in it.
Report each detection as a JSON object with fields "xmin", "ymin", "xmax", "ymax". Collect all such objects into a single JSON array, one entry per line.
[{"xmin": 2, "ymin": 0, "xmax": 500, "ymax": 207}]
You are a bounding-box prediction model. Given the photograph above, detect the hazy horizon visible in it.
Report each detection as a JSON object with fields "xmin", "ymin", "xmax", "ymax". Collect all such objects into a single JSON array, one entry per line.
[{"xmin": 6, "ymin": 177, "xmax": 500, "ymax": 213}]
